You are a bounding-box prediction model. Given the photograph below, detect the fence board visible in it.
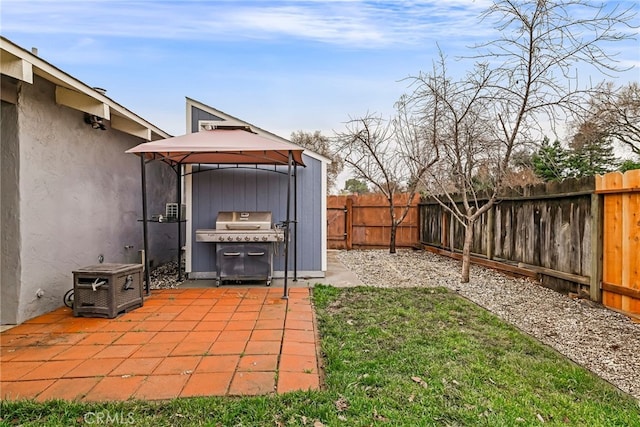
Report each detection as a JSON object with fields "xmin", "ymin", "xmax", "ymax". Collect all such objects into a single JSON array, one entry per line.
[
  {"xmin": 623, "ymin": 172, "xmax": 640, "ymax": 315},
  {"xmin": 600, "ymin": 173, "xmax": 625, "ymax": 310},
  {"xmin": 327, "ymin": 207, "xmax": 346, "ymax": 241}
]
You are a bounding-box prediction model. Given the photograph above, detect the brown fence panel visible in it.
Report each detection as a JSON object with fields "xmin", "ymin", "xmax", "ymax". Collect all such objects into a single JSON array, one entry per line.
[
  {"xmin": 327, "ymin": 193, "xmax": 419, "ymax": 249},
  {"xmin": 597, "ymin": 170, "xmax": 640, "ymax": 317}
]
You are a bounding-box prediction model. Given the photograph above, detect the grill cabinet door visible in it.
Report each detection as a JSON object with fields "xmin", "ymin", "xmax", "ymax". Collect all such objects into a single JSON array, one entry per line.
[
  {"xmin": 217, "ymin": 244, "xmax": 245, "ymax": 278},
  {"xmin": 243, "ymin": 244, "xmax": 270, "ymax": 276}
]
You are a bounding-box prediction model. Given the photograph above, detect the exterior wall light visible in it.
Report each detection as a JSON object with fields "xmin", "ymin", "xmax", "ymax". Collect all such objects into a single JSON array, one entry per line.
[{"xmin": 84, "ymin": 113, "xmax": 106, "ymax": 130}]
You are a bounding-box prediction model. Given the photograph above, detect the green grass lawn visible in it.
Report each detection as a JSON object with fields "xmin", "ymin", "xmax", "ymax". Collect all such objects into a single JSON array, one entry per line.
[{"xmin": 2, "ymin": 286, "xmax": 639, "ymax": 426}]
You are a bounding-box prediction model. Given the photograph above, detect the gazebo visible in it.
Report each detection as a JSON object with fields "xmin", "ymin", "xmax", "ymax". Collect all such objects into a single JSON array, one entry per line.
[{"xmin": 126, "ymin": 127, "xmax": 305, "ymax": 298}]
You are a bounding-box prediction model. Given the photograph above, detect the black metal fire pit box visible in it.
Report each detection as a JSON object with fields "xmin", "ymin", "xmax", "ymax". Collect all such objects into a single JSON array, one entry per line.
[{"xmin": 72, "ymin": 263, "xmax": 144, "ymax": 318}]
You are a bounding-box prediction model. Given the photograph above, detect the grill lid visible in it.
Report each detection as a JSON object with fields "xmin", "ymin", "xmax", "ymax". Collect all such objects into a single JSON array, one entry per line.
[{"xmin": 216, "ymin": 211, "xmax": 272, "ymax": 230}]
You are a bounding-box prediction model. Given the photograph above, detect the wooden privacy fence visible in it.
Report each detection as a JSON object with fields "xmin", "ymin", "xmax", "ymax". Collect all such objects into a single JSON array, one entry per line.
[
  {"xmin": 419, "ymin": 171, "xmax": 640, "ymax": 318},
  {"xmin": 421, "ymin": 177, "xmax": 596, "ymax": 295},
  {"xmin": 327, "ymin": 193, "xmax": 420, "ymax": 249},
  {"xmin": 596, "ymin": 170, "xmax": 640, "ymax": 316}
]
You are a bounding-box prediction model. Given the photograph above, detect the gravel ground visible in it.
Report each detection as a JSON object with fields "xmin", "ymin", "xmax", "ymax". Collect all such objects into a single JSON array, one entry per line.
[
  {"xmin": 149, "ymin": 261, "xmax": 184, "ymax": 289},
  {"xmin": 336, "ymin": 249, "xmax": 640, "ymax": 401}
]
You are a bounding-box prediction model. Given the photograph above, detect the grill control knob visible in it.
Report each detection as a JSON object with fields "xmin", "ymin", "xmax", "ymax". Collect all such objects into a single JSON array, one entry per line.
[
  {"xmin": 219, "ymin": 236, "xmax": 225, "ymax": 242},
  {"xmin": 227, "ymin": 236, "xmax": 233, "ymax": 241},
  {"xmin": 236, "ymin": 236, "xmax": 242, "ymax": 241},
  {"xmin": 253, "ymin": 236, "xmax": 259, "ymax": 241},
  {"xmin": 262, "ymin": 236, "xmax": 268, "ymax": 241}
]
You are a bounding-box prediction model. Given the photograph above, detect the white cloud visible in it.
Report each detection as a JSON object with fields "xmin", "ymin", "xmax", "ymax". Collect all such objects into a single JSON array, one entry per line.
[
  {"xmin": 1, "ymin": 0, "xmax": 492, "ymax": 48},
  {"xmin": 227, "ymin": 5, "xmax": 385, "ymax": 45}
]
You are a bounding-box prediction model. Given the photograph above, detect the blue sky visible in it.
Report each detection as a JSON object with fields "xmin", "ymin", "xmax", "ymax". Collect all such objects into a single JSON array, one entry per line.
[{"xmin": 2, "ymin": 0, "xmax": 639, "ymax": 140}]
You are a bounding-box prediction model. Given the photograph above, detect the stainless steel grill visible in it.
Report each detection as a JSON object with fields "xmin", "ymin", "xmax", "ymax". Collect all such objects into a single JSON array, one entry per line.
[
  {"xmin": 195, "ymin": 211, "xmax": 283, "ymax": 286},
  {"xmin": 195, "ymin": 211, "xmax": 284, "ymax": 243}
]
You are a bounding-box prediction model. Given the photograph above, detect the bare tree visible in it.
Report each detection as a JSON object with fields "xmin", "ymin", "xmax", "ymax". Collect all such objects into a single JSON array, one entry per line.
[
  {"xmin": 334, "ymin": 103, "xmax": 438, "ymax": 253},
  {"xmin": 290, "ymin": 130, "xmax": 344, "ymax": 192},
  {"xmin": 409, "ymin": 0, "xmax": 636, "ymax": 282},
  {"xmin": 408, "ymin": 55, "xmax": 496, "ymax": 281},
  {"xmin": 577, "ymin": 82, "xmax": 640, "ymax": 156}
]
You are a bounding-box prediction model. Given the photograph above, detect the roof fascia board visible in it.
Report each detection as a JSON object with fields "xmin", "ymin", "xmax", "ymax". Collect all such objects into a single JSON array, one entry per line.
[
  {"xmin": 185, "ymin": 97, "xmax": 193, "ymax": 134},
  {"xmin": 185, "ymin": 97, "xmax": 330, "ymax": 164},
  {"xmin": 150, "ymin": 130, "xmax": 166, "ymax": 141}
]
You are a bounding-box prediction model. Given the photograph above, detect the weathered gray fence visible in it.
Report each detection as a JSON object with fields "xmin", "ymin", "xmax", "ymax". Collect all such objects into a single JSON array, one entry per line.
[{"xmin": 420, "ymin": 178, "xmax": 597, "ymax": 295}]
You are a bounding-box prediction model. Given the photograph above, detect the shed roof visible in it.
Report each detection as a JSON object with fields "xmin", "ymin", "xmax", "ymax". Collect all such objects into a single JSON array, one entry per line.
[{"xmin": 187, "ymin": 97, "xmax": 331, "ymax": 165}]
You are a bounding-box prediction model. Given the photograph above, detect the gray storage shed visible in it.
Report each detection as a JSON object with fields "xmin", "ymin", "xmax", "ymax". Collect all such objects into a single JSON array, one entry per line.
[{"xmin": 186, "ymin": 100, "xmax": 329, "ymax": 280}]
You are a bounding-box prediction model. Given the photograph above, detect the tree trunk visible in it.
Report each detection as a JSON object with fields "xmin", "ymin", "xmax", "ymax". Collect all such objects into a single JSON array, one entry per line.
[
  {"xmin": 389, "ymin": 222, "xmax": 397, "ymax": 254},
  {"xmin": 461, "ymin": 222, "xmax": 474, "ymax": 283}
]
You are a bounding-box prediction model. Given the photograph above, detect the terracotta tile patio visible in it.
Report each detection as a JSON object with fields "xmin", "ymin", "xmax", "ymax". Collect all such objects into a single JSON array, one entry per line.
[{"xmin": 0, "ymin": 287, "xmax": 321, "ymax": 402}]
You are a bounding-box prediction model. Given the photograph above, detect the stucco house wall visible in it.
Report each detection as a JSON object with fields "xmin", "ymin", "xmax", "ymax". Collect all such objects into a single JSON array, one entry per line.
[{"xmin": 1, "ymin": 39, "xmax": 176, "ymax": 325}]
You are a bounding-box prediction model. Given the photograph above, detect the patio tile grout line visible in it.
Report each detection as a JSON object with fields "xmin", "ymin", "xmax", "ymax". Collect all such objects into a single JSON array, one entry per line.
[
  {"xmin": 223, "ymin": 298, "xmax": 248, "ymax": 397},
  {"xmin": 309, "ymin": 288, "xmax": 325, "ymax": 390},
  {"xmin": 131, "ymin": 291, "xmax": 224, "ymax": 400},
  {"xmin": 274, "ymin": 293, "xmax": 291, "ymax": 393}
]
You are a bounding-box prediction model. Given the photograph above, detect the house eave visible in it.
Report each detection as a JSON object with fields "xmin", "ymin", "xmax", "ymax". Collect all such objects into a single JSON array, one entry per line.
[{"xmin": 1, "ymin": 36, "xmax": 169, "ymax": 141}]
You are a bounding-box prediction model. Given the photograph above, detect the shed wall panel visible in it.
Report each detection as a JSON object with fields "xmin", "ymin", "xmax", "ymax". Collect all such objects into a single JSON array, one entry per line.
[
  {"xmin": 191, "ymin": 107, "xmax": 223, "ymax": 132},
  {"xmin": 191, "ymin": 156, "xmax": 323, "ymax": 275}
]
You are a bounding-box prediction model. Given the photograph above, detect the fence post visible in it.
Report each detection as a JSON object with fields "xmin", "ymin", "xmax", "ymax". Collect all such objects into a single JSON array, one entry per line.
[
  {"xmin": 590, "ymin": 191, "xmax": 603, "ymax": 302},
  {"xmin": 346, "ymin": 197, "xmax": 353, "ymax": 250},
  {"xmin": 486, "ymin": 205, "xmax": 494, "ymax": 260}
]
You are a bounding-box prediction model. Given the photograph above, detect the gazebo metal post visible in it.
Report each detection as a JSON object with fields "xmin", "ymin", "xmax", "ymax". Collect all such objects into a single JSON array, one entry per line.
[
  {"xmin": 293, "ymin": 163, "xmax": 298, "ymax": 281},
  {"xmin": 176, "ymin": 164, "xmax": 183, "ymax": 281},
  {"xmin": 282, "ymin": 151, "xmax": 293, "ymax": 299},
  {"xmin": 140, "ymin": 156, "xmax": 151, "ymax": 295}
]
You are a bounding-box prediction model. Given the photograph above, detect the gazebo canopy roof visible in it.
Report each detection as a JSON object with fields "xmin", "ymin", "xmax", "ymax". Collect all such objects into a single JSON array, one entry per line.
[{"xmin": 126, "ymin": 128, "xmax": 305, "ymax": 167}]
